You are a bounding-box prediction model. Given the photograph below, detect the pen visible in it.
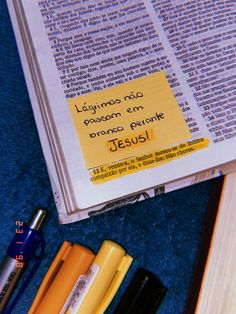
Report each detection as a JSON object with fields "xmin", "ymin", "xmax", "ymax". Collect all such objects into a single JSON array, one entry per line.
[
  {"xmin": 29, "ymin": 241, "xmax": 95, "ymax": 314},
  {"xmin": 0, "ymin": 208, "xmax": 47, "ymax": 313},
  {"xmin": 66, "ymin": 240, "xmax": 133, "ymax": 314}
]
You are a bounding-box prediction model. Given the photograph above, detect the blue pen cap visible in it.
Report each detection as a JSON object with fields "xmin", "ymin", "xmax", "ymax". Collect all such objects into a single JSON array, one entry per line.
[{"xmin": 7, "ymin": 208, "xmax": 47, "ymax": 263}]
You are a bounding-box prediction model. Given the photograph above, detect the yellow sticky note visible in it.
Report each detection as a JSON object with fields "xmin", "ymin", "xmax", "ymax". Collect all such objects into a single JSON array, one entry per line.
[{"xmin": 68, "ymin": 71, "xmax": 191, "ymax": 169}]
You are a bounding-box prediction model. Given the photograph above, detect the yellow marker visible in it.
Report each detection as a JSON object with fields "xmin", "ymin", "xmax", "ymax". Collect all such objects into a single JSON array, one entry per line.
[
  {"xmin": 29, "ymin": 241, "xmax": 95, "ymax": 314},
  {"xmin": 66, "ymin": 240, "xmax": 133, "ymax": 314}
]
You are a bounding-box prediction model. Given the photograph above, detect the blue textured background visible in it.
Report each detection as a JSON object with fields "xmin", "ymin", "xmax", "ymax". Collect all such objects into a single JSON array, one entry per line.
[{"xmin": 0, "ymin": 1, "xmax": 218, "ymax": 313}]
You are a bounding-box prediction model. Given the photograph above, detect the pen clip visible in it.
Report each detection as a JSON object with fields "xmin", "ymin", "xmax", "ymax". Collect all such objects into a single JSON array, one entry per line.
[
  {"xmin": 96, "ymin": 254, "xmax": 133, "ymax": 314},
  {"xmin": 2, "ymin": 233, "xmax": 45, "ymax": 314}
]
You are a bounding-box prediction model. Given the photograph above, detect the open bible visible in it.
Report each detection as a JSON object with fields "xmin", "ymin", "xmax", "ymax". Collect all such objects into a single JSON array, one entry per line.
[{"xmin": 7, "ymin": 0, "xmax": 236, "ymax": 223}]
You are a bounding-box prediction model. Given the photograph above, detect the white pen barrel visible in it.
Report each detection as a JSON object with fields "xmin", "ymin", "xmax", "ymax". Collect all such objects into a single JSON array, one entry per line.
[{"xmin": 0, "ymin": 256, "xmax": 23, "ymax": 311}]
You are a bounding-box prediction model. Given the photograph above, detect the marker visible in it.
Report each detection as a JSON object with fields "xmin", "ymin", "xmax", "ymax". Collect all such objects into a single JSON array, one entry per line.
[
  {"xmin": 66, "ymin": 240, "xmax": 133, "ymax": 314},
  {"xmin": 0, "ymin": 208, "xmax": 47, "ymax": 313},
  {"xmin": 29, "ymin": 241, "xmax": 95, "ymax": 314},
  {"xmin": 114, "ymin": 268, "xmax": 167, "ymax": 314}
]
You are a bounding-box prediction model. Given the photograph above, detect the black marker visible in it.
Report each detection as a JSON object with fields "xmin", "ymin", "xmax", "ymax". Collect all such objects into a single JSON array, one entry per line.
[{"xmin": 114, "ymin": 268, "xmax": 166, "ymax": 314}]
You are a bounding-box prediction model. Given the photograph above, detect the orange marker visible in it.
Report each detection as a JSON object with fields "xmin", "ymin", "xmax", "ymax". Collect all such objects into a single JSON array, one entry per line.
[{"xmin": 29, "ymin": 241, "xmax": 94, "ymax": 314}]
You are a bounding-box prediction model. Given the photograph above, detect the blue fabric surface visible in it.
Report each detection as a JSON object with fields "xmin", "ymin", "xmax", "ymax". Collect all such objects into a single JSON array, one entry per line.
[{"xmin": 0, "ymin": 2, "xmax": 217, "ymax": 313}]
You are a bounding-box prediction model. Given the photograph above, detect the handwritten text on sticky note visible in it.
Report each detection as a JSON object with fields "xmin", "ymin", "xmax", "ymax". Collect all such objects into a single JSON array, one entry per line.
[{"xmin": 68, "ymin": 71, "xmax": 191, "ymax": 169}]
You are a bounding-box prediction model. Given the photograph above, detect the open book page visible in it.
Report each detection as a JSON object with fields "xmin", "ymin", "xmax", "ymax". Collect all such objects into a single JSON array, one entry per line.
[{"xmin": 7, "ymin": 0, "xmax": 236, "ymax": 218}]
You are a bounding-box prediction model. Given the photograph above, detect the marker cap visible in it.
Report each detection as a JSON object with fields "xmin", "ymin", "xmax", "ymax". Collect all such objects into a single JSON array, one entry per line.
[
  {"xmin": 67, "ymin": 240, "xmax": 133, "ymax": 314},
  {"xmin": 29, "ymin": 241, "xmax": 94, "ymax": 314},
  {"xmin": 114, "ymin": 268, "xmax": 166, "ymax": 314}
]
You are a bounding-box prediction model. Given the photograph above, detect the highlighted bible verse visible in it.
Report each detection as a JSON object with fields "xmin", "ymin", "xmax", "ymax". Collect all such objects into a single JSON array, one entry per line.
[{"xmin": 68, "ymin": 72, "xmax": 209, "ymax": 183}]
